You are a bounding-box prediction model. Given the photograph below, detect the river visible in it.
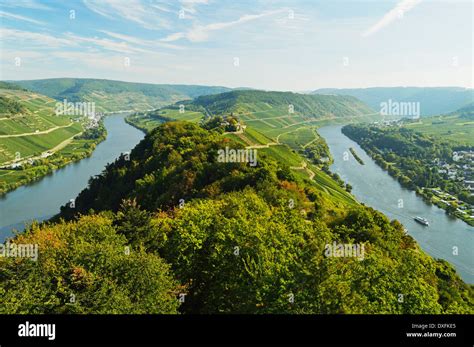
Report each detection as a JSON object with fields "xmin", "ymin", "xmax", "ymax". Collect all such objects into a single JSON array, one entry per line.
[
  {"xmin": 318, "ymin": 125, "xmax": 474, "ymax": 283},
  {"xmin": 0, "ymin": 114, "xmax": 144, "ymax": 241}
]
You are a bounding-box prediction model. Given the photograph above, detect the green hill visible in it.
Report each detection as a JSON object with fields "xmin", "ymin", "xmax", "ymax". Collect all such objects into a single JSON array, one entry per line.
[
  {"xmin": 453, "ymin": 102, "xmax": 474, "ymax": 119},
  {"xmin": 2, "ymin": 121, "xmax": 471, "ymax": 314},
  {"xmin": 12, "ymin": 78, "xmax": 232, "ymax": 113},
  {"xmin": 126, "ymin": 89, "xmax": 376, "ymax": 193},
  {"xmin": 312, "ymin": 87, "xmax": 474, "ymax": 116},
  {"xmin": 128, "ymin": 90, "xmax": 375, "ymax": 139},
  {"xmin": 184, "ymin": 89, "xmax": 374, "ymax": 118}
]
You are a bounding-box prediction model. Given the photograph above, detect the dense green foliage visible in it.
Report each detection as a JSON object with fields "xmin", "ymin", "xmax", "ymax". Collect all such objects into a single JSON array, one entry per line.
[
  {"xmin": 342, "ymin": 125, "xmax": 467, "ymax": 193},
  {"xmin": 313, "ymin": 87, "xmax": 474, "ymax": 116},
  {"xmin": 0, "ymin": 121, "xmax": 459, "ymax": 314},
  {"xmin": 0, "ymin": 215, "xmax": 179, "ymax": 314},
  {"xmin": 344, "ymin": 126, "xmax": 449, "ymax": 188},
  {"xmin": 0, "ymin": 96, "xmax": 27, "ymax": 115},
  {"xmin": 76, "ymin": 123, "xmax": 107, "ymax": 140},
  {"xmin": 349, "ymin": 148, "xmax": 365, "ymax": 165},
  {"xmin": 59, "ymin": 121, "xmax": 326, "ymax": 217}
]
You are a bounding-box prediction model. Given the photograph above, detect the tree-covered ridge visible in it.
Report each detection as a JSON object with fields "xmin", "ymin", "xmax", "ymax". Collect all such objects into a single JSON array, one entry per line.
[
  {"xmin": 0, "ymin": 81, "xmax": 27, "ymax": 91},
  {"xmin": 179, "ymin": 90, "xmax": 374, "ymax": 118},
  {"xmin": 13, "ymin": 78, "xmax": 232, "ymax": 112},
  {"xmin": 2, "ymin": 121, "xmax": 472, "ymax": 314}
]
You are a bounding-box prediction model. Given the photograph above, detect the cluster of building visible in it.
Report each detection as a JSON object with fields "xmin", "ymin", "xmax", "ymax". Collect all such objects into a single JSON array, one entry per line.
[
  {"xmin": 433, "ymin": 151, "xmax": 474, "ymax": 190},
  {"xmin": 372, "ymin": 119, "xmax": 403, "ymax": 127},
  {"xmin": 83, "ymin": 112, "xmax": 103, "ymax": 129},
  {"xmin": 429, "ymin": 150, "xmax": 474, "ymax": 219}
]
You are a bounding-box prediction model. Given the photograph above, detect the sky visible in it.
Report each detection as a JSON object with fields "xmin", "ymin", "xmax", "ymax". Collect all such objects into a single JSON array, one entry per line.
[{"xmin": 0, "ymin": 0, "xmax": 472, "ymax": 91}]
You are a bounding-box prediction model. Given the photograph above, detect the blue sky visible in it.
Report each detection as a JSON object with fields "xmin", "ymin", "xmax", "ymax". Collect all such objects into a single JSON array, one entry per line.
[{"xmin": 0, "ymin": 0, "xmax": 472, "ymax": 90}]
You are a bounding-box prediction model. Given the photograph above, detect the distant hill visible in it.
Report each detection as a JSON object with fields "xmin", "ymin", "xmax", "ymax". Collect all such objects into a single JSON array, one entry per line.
[
  {"xmin": 453, "ymin": 102, "xmax": 474, "ymax": 119},
  {"xmin": 312, "ymin": 87, "xmax": 474, "ymax": 116},
  {"xmin": 0, "ymin": 81, "xmax": 27, "ymax": 91},
  {"xmin": 12, "ymin": 78, "xmax": 232, "ymax": 113},
  {"xmin": 181, "ymin": 90, "xmax": 374, "ymax": 118}
]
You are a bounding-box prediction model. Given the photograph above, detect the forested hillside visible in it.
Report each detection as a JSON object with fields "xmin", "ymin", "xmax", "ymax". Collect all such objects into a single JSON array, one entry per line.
[
  {"xmin": 2, "ymin": 121, "xmax": 471, "ymax": 314},
  {"xmin": 13, "ymin": 78, "xmax": 232, "ymax": 112},
  {"xmin": 181, "ymin": 90, "xmax": 374, "ymax": 118},
  {"xmin": 126, "ymin": 89, "xmax": 376, "ymax": 172}
]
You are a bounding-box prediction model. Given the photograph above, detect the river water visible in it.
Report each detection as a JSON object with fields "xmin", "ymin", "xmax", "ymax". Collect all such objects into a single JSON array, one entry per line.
[
  {"xmin": 0, "ymin": 114, "xmax": 144, "ymax": 241},
  {"xmin": 318, "ymin": 125, "xmax": 474, "ymax": 283}
]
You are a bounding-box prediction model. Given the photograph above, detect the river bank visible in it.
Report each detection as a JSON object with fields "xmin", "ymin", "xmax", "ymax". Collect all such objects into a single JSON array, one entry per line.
[
  {"xmin": 0, "ymin": 122, "xmax": 107, "ymax": 196},
  {"xmin": 318, "ymin": 125, "xmax": 474, "ymax": 284},
  {"xmin": 0, "ymin": 114, "xmax": 144, "ymax": 241}
]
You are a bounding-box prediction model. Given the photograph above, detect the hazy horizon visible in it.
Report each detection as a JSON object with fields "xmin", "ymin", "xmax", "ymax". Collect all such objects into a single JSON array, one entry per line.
[{"xmin": 3, "ymin": 76, "xmax": 473, "ymax": 93}]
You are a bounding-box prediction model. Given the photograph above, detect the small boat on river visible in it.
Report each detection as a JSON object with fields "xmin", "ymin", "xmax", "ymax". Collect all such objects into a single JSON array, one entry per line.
[{"xmin": 414, "ymin": 216, "xmax": 429, "ymax": 226}]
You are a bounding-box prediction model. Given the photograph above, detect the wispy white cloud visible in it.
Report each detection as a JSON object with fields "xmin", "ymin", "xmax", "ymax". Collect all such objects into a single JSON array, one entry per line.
[
  {"xmin": 362, "ymin": 0, "xmax": 422, "ymax": 37},
  {"xmin": 1, "ymin": 0, "xmax": 52, "ymax": 11},
  {"xmin": 0, "ymin": 28, "xmax": 76, "ymax": 47},
  {"xmin": 63, "ymin": 33, "xmax": 144, "ymax": 54},
  {"xmin": 179, "ymin": 0, "xmax": 209, "ymax": 15},
  {"xmin": 99, "ymin": 30, "xmax": 184, "ymax": 50},
  {"xmin": 0, "ymin": 10, "xmax": 46, "ymax": 25},
  {"xmin": 161, "ymin": 8, "xmax": 287, "ymax": 42},
  {"xmin": 83, "ymin": 0, "xmax": 171, "ymax": 29}
]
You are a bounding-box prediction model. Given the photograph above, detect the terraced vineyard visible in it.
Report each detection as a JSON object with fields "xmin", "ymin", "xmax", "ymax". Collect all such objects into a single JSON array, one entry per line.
[
  {"xmin": 0, "ymin": 85, "xmax": 106, "ymax": 194},
  {"xmin": 0, "ymin": 88, "xmax": 82, "ymax": 164},
  {"xmin": 403, "ymin": 114, "xmax": 474, "ymax": 146}
]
